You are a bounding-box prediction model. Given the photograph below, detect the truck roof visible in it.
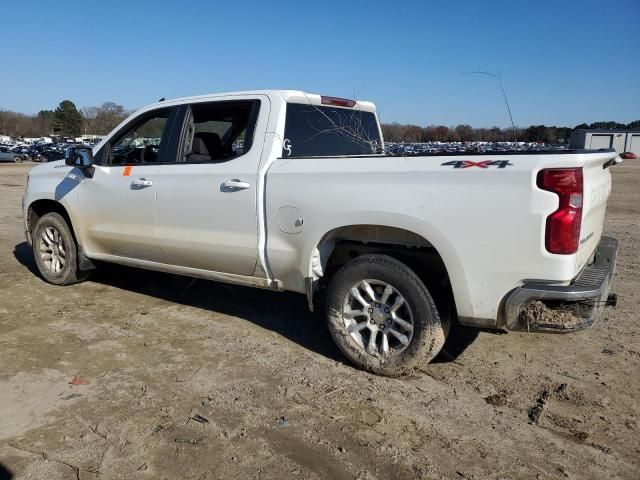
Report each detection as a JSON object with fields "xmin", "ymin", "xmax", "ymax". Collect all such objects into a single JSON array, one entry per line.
[{"xmin": 143, "ymin": 90, "xmax": 377, "ymax": 113}]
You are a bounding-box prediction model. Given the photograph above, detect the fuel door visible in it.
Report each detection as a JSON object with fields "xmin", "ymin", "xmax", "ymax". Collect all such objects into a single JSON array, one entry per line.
[{"xmin": 277, "ymin": 206, "xmax": 303, "ymax": 234}]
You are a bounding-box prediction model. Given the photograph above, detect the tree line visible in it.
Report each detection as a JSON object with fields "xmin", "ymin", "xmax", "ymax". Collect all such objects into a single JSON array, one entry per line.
[
  {"xmin": 1, "ymin": 99, "xmax": 639, "ymax": 143},
  {"xmin": 381, "ymin": 120, "xmax": 640, "ymax": 144},
  {"xmin": 0, "ymin": 100, "xmax": 131, "ymax": 138}
]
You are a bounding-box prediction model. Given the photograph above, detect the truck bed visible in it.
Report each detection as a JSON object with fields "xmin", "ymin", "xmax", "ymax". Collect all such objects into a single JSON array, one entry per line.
[{"xmin": 265, "ymin": 148, "xmax": 618, "ymax": 326}]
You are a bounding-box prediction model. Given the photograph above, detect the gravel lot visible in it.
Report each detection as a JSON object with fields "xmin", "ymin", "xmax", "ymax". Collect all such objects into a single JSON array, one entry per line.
[{"xmin": 0, "ymin": 162, "xmax": 638, "ymax": 479}]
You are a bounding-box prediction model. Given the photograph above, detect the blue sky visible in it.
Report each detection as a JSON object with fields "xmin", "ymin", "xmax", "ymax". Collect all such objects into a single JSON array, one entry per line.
[{"xmin": 1, "ymin": 0, "xmax": 638, "ymax": 127}]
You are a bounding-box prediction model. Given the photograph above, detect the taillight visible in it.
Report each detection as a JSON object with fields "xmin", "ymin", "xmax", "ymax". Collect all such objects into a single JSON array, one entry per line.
[
  {"xmin": 537, "ymin": 168, "xmax": 583, "ymax": 254},
  {"xmin": 320, "ymin": 96, "xmax": 356, "ymax": 108}
]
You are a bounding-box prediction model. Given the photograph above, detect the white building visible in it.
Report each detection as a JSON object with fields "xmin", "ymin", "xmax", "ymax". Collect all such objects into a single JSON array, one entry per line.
[{"xmin": 570, "ymin": 129, "xmax": 640, "ymax": 155}]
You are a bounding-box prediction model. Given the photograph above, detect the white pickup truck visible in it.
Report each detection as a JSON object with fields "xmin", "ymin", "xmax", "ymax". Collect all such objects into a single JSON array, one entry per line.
[{"xmin": 22, "ymin": 90, "xmax": 619, "ymax": 375}]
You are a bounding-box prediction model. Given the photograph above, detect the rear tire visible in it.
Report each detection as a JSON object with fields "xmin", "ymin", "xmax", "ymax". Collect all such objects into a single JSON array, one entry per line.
[
  {"xmin": 325, "ymin": 254, "xmax": 446, "ymax": 376},
  {"xmin": 32, "ymin": 212, "xmax": 90, "ymax": 285},
  {"xmin": 13, "ymin": 156, "xmax": 22, "ymax": 163}
]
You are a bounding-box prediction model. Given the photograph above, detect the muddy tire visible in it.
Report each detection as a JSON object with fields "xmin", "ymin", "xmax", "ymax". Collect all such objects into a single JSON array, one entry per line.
[
  {"xmin": 32, "ymin": 212, "xmax": 90, "ymax": 285},
  {"xmin": 325, "ymin": 254, "xmax": 445, "ymax": 376},
  {"xmin": 13, "ymin": 156, "xmax": 22, "ymax": 163}
]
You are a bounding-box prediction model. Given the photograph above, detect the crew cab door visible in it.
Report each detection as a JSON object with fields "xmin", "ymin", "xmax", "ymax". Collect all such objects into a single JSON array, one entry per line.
[
  {"xmin": 154, "ymin": 96, "xmax": 269, "ymax": 276},
  {"xmin": 75, "ymin": 107, "xmax": 180, "ymax": 262}
]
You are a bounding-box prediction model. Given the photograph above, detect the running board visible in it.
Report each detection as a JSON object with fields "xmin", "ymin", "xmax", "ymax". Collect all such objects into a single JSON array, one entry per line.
[{"xmin": 88, "ymin": 253, "xmax": 282, "ymax": 290}]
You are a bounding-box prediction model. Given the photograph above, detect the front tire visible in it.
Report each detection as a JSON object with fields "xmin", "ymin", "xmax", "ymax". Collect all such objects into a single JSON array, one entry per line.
[
  {"xmin": 13, "ymin": 156, "xmax": 22, "ymax": 163},
  {"xmin": 32, "ymin": 212, "xmax": 90, "ymax": 285},
  {"xmin": 325, "ymin": 254, "xmax": 446, "ymax": 376}
]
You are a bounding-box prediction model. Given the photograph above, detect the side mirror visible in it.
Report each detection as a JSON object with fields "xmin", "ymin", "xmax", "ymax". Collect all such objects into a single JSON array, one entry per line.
[{"xmin": 65, "ymin": 146, "xmax": 94, "ymax": 168}]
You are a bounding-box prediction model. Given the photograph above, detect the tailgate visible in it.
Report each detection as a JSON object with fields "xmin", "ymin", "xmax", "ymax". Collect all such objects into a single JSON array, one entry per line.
[{"xmin": 576, "ymin": 151, "xmax": 616, "ymax": 272}]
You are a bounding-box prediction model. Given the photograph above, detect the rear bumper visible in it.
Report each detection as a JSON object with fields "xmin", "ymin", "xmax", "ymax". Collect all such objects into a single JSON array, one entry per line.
[{"xmin": 502, "ymin": 236, "xmax": 618, "ymax": 333}]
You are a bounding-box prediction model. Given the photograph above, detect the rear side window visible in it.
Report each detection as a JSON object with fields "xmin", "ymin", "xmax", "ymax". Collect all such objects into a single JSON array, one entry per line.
[
  {"xmin": 283, "ymin": 103, "xmax": 381, "ymax": 157},
  {"xmin": 180, "ymin": 100, "xmax": 259, "ymax": 163}
]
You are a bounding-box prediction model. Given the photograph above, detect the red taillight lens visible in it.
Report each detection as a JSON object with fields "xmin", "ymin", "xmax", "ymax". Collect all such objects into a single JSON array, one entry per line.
[
  {"xmin": 537, "ymin": 168, "xmax": 583, "ymax": 254},
  {"xmin": 320, "ymin": 96, "xmax": 356, "ymax": 108}
]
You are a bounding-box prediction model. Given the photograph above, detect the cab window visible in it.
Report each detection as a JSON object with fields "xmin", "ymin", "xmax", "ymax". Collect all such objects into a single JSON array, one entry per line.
[
  {"xmin": 108, "ymin": 110, "xmax": 171, "ymax": 165},
  {"xmin": 282, "ymin": 103, "xmax": 382, "ymax": 157},
  {"xmin": 180, "ymin": 100, "xmax": 259, "ymax": 163}
]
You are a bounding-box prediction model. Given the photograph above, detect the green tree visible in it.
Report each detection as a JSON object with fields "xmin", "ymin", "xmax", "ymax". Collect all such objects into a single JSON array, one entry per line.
[{"xmin": 53, "ymin": 100, "xmax": 82, "ymax": 136}]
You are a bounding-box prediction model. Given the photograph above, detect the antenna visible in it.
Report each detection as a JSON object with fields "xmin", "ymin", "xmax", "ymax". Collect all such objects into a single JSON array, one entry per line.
[{"xmin": 463, "ymin": 70, "xmax": 517, "ymax": 143}]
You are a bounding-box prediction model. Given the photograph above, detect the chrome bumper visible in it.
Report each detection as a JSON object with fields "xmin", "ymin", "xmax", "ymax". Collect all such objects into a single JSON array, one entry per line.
[{"xmin": 502, "ymin": 236, "xmax": 618, "ymax": 333}]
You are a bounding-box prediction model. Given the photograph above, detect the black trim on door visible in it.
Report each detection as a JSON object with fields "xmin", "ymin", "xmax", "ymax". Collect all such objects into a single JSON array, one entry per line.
[
  {"xmin": 244, "ymin": 100, "xmax": 261, "ymax": 153},
  {"xmin": 164, "ymin": 104, "xmax": 188, "ymax": 164}
]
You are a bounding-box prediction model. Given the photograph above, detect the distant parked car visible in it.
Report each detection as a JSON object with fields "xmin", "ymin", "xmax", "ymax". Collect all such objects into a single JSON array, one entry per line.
[
  {"xmin": 26, "ymin": 149, "xmax": 46, "ymax": 162},
  {"xmin": 40, "ymin": 148, "xmax": 65, "ymax": 162},
  {"xmin": 12, "ymin": 147, "xmax": 36, "ymax": 162},
  {"xmin": 620, "ymin": 152, "xmax": 637, "ymax": 160},
  {"xmin": 0, "ymin": 146, "xmax": 23, "ymax": 163}
]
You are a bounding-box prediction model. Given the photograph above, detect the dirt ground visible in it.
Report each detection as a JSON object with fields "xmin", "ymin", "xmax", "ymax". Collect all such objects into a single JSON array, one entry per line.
[{"xmin": 0, "ymin": 162, "xmax": 638, "ymax": 480}]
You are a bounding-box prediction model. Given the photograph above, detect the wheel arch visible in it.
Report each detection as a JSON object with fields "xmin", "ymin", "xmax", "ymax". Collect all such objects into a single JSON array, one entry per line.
[
  {"xmin": 27, "ymin": 199, "xmax": 76, "ymax": 243},
  {"xmin": 305, "ymin": 224, "xmax": 459, "ymax": 319},
  {"xmin": 26, "ymin": 199, "xmax": 94, "ymax": 270}
]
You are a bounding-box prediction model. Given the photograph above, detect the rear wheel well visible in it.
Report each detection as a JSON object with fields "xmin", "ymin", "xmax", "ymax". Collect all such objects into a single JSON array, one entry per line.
[{"xmin": 314, "ymin": 226, "xmax": 456, "ymax": 322}]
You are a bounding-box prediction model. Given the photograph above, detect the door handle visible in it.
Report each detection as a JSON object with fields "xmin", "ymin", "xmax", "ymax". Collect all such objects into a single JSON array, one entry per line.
[
  {"xmin": 221, "ymin": 179, "xmax": 251, "ymax": 191},
  {"xmin": 132, "ymin": 178, "xmax": 153, "ymax": 187}
]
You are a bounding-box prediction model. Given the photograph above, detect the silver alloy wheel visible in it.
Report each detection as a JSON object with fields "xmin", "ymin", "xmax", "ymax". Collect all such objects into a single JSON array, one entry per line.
[
  {"xmin": 342, "ymin": 279, "xmax": 414, "ymax": 357},
  {"xmin": 39, "ymin": 226, "xmax": 66, "ymax": 275}
]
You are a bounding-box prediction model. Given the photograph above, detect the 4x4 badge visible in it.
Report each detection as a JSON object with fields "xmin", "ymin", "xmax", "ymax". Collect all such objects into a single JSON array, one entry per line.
[{"xmin": 441, "ymin": 160, "xmax": 513, "ymax": 169}]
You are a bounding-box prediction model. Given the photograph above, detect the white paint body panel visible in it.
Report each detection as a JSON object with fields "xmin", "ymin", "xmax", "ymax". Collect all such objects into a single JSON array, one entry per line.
[
  {"xmin": 78, "ymin": 164, "xmax": 163, "ymax": 262},
  {"xmin": 22, "ymin": 90, "xmax": 616, "ymax": 324},
  {"xmin": 265, "ymin": 151, "xmax": 614, "ymax": 320},
  {"xmin": 153, "ymin": 94, "xmax": 271, "ymax": 275}
]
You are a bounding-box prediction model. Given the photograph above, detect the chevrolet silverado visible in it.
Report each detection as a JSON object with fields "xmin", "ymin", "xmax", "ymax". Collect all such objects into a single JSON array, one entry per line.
[{"xmin": 22, "ymin": 90, "xmax": 619, "ymax": 375}]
